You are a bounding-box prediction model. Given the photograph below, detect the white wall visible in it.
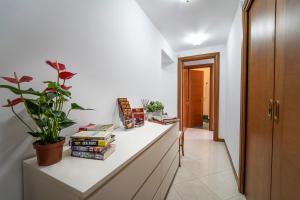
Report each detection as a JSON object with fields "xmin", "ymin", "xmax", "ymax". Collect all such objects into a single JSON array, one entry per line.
[
  {"xmin": 225, "ymin": 3, "xmax": 243, "ymax": 175},
  {"xmin": 177, "ymin": 45, "xmax": 228, "ymax": 139},
  {"xmin": 0, "ymin": 0, "xmax": 176, "ymax": 199}
]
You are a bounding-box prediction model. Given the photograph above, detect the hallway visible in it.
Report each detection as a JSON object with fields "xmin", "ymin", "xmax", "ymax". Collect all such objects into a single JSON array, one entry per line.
[{"xmin": 167, "ymin": 129, "xmax": 245, "ymax": 200}]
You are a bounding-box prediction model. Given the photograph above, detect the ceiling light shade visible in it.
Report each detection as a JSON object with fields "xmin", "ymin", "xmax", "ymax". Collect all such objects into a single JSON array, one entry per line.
[
  {"xmin": 181, "ymin": 0, "xmax": 191, "ymax": 3},
  {"xmin": 184, "ymin": 33, "xmax": 209, "ymax": 46}
]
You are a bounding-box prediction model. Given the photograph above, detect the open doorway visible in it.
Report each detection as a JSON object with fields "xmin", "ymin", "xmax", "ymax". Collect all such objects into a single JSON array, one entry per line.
[
  {"xmin": 183, "ymin": 65, "xmax": 212, "ymax": 131},
  {"xmin": 178, "ymin": 52, "xmax": 220, "ymax": 141}
]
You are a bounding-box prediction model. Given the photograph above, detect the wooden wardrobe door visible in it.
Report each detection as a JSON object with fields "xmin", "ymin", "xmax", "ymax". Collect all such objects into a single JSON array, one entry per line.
[
  {"xmin": 244, "ymin": 0, "xmax": 276, "ymax": 199},
  {"xmin": 271, "ymin": 0, "xmax": 300, "ymax": 199},
  {"xmin": 188, "ymin": 70, "xmax": 204, "ymax": 127}
]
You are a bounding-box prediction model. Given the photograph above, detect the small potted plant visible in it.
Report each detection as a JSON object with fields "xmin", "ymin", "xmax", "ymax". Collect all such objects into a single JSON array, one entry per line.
[
  {"xmin": 0, "ymin": 60, "xmax": 91, "ymax": 166},
  {"xmin": 146, "ymin": 101, "xmax": 164, "ymax": 119}
]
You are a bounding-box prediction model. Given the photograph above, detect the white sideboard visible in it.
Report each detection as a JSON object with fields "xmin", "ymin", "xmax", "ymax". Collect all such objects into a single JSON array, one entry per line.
[{"xmin": 23, "ymin": 122, "xmax": 179, "ymax": 200}]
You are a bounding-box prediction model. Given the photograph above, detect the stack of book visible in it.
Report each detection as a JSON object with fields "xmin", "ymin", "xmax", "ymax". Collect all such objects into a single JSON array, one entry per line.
[
  {"xmin": 70, "ymin": 124, "xmax": 115, "ymax": 160},
  {"xmin": 150, "ymin": 115, "xmax": 178, "ymax": 125}
]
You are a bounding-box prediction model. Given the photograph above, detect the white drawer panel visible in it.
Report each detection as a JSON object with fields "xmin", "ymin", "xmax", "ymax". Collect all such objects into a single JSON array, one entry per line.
[
  {"xmin": 153, "ymin": 187, "xmax": 161, "ymax": 200},
  {"xmin": 161, "ymin": 138, "xmax": 179, "ymax": 176},
  {"xmin": 133, "ymin": 138, "xmax": 179, "ymax": 200},
  {"xmin": 133, "ymin": 161, "xmax": 163, "ymax": 200},
  {"xmin": 87, "ymin": 125, "xmax": 178, "ymax": 200},
  {"xmin": 160, "ymin": 154, "xmax": 179, "ymax": 200}
]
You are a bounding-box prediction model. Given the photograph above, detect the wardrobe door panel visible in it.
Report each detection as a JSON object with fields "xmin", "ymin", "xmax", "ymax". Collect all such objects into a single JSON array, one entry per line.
[
  {"xmin": 245, "ymin": 0, "xmax": 276, "ymax": 199},
  {"xmin": 272, "ymin": 0, "xmax": 300, "ymax": 199}
]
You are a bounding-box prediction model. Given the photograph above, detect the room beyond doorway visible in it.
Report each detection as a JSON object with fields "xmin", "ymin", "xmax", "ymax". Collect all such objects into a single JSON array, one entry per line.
[
  {"xmin": 186, "ymin": 67, "xmax": 211, "ymax": 130},
  {"xmin": 178, "ymin": 52, "xmax": 220, "ymax": 141}
]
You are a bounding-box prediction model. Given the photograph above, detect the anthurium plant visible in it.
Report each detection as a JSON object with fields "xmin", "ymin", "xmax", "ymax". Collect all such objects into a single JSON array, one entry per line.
[{"xmin": 0, "ymin": 60, "xmax": 91, "ymax": 144}]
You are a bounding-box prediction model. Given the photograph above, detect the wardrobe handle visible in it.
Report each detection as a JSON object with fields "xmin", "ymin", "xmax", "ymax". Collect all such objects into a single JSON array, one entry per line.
[
  {"xmin": 274, "ymin": 100, "xmax": 280, "ymax": 123},
  {"xmin": 267, "ymin": 99, "xmax": 274, "ymax": 120}
]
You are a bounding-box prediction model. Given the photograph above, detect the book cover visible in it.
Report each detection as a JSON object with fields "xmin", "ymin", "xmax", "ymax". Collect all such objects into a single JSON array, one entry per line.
[
  {"xmin": 71, "ymin": 130, "xmax": 112, "ymax": 140},
  {"xmin": 86, "ymin": 124, "xmax": 114, "ymax": 132}
]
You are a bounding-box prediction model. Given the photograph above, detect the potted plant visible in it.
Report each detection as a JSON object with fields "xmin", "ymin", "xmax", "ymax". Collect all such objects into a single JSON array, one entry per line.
[
  {"xmin": 146, "ymin": 101, "xmax": 164, "ymax": 119},
  {"xmin": 0, "ymin": 60, "xmax": 91, "ymax": 166}
]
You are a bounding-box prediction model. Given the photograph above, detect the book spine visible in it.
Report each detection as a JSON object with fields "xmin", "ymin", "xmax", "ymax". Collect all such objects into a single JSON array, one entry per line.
[
  {"xmin": 71, "ymin": 151, "xmax": 104, "ymax": 160},
  {"xmin": 71, "ymin": 140, "xmax": 108, "ymax": 147},
  {"xmin": 71, "ymin": 145, "xmax": 110, "ymax": 153}
]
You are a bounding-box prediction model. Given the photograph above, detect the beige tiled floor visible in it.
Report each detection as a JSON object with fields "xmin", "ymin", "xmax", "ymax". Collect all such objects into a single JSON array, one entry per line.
[{"xmin": 166, "ymin": 128, "xmax": 246, "ymax": 200}]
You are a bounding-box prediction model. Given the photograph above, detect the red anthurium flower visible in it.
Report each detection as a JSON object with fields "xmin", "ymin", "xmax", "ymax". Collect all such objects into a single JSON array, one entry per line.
[
  {"xmin": 2, "ymin": 98, "xmax": 23, "ymax": 107},
  {"xmin": 46, "ymin": 60, "xmax": 66, "ymax": 71},
  {"xmin": 19, "ymin": 76, "xmax": 33, "ymax": 83},
  {"xmin": 59, "ymin": 71, "xmax": 76, "ymax": 80},
  {"xmin": 45, "ymin": 88, "xmax": 57, "ymax": 93},
  {"xmin": 61, "ymin": 85, "xmax": 72, "ymax": 90},
  {"xmin": 2, "ymin": 75, "xmax": 33, "ymax": 84},
  {"xmin": 1, "ymin": 76, "xmax": 19, "ymax": 84}
]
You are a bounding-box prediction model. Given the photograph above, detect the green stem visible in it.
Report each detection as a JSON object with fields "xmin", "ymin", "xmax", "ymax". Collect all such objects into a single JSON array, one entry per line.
[
  {"xmin": 67, "ymin": 109, "xmax": 71, "ymax": 117},
  {"xmin": 11, "ymin": 106, "xmax": 34, "ymax": 132},
  {"xmin": 13, "ymin": 72, "xmax": 40, "ymax": 132}
]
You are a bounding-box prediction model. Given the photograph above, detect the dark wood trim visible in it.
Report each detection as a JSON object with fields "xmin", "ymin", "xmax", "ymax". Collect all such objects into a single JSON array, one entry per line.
[
  {"xmin": 178, "ymin": 52, "xmax": 220, "ymax": 141},
  {"xmin": 184, "ymin": 63, "xmax": 213, "ymax": 69},
  {"xmin": 209, "ymin": 65, "xmax": 214, "ymax": 131},
  {"xmin": 185, "ymin": 64, "xmax": 214, "ymax": 131},
  {"xmin": 239, "ymin": 0, "xmax": 253, "ymax": 194},
  {"xmin": 224, "ymin": 139, "xmax": 239, "ymax": 184},
  {"xmin": 217, "ymin": 138, "xmax": 225, "ymax": 142}
]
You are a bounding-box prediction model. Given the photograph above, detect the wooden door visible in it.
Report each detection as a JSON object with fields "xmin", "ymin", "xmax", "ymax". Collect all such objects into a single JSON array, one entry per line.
[
  {"xmin": 271, "ymin": 0, "xmax": 300, "ymax": 199},
  {"xmin": 182, "ymin": 68, "xmax": 189, "ymax": 132},
  {"xmin": 188, "ymin": 70, "xmax": 204, "ymax": 127},
  {"xmin": 244, "ymin": 0, "xmax": 276, "ymax": 199}
]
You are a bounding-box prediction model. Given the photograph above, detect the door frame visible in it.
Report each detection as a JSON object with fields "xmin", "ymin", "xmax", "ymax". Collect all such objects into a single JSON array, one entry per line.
[
  {"xmin": 239, "ymin": 0, "xmax": 254, "ymax": 194},
  {"xmin": 178, "ymin": 52, "xmax": 220, "ymax": 141},
  {"xmin": 185, "ymin": 64, "xmax": 214, "ymax": 131}
]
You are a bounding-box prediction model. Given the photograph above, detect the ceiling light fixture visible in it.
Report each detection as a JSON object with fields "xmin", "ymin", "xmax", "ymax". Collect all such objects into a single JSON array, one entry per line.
[{"xmin": 184, "ymin": 32, "xmax": 209, "ymax": 46}]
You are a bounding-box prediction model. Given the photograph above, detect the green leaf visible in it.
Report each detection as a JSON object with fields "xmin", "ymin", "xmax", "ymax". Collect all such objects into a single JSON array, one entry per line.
[
  {"xmin": 52, "ymin": 110, "xmax": 66, "ymax": 118},
  {"xmin": 24, "ymin": 99, "xmax": 40, "ymax": 115},
  {"xmin": 27, "ymin": 132, "xmax": 42, "ymax": 138},
  {"xmin": 60, "ymin": 118, "xmax": 76, "ymax": 129},
  {"xmin": 46, "ymin": 82, "xmax": 71, "ymax": 97},
  {"xmin": 34, "ymin": 119, "xmax": 47, "ymax": 127},
  {"xmin": 0, "ymin": 85, "xmax": 42, "ymax": 96},
  {"xmin": 71, "ymin": 103, "xmax": 93, "ymax": 110}
]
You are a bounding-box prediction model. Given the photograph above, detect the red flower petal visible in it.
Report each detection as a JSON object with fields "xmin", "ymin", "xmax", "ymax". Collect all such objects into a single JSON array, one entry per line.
[
  {"xmin": 2, "ymin": 98, "xmax": 23, "ymax": 107},
  {"xmin": 45, "ymin": 88, "xmax": 57, "ymax": 93},
  {"xmin": 19, "ymin": 76, "xmax": 33, "ymax": 83},
  {"xmin": 59, "ymin": 71, "xmax": 76, "ymax": 80},
  {"xmin": 61, "ymin": 85, "xmax": 72, "ymax": 90},
  {"xmin": 1, "ymin": 76, "xmax": 18, "ymax": 84},
  {"xmin": 46, "ymin": 60, "xmax": 66, "ymax": 71}
]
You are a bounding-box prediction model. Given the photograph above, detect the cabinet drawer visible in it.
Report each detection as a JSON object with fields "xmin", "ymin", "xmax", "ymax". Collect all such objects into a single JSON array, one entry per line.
[
  {"xmin": 133, "ymin": 139, "xmax": 179, "ymax": 200},
  {"xmin": 153, "ymin": 187, "xmax": 161, "ymax": 200},
  {"xmin": 160, "ymin": 154, "xmax": 179, "ymax": 199},
  {"xmin": 87, "ymin": 125, "xmax": 178, "ymax": 200}
]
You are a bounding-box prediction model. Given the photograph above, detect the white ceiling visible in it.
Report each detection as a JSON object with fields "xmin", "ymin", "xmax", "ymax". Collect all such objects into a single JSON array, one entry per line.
[{"xmin": 136, "ymin": 0, "xmax": 240, "ymax": 52}]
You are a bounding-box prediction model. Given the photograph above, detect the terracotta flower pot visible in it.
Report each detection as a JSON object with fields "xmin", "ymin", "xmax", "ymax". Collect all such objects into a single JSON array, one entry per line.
[{"xmin": 33, "ymin": 137, "xmax": 65, "ymax": 166}]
